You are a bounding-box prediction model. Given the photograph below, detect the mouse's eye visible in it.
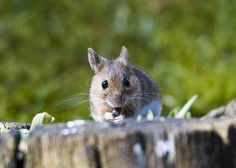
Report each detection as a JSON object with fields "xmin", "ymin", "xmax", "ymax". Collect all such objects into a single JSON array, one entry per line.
[
  {"xmin": 102, "ymin": 80, "xmax": 108, "ymax": 89},
  {"xmin": 122, "ymin": 78, "xmax": 130, "ymax": 87}
]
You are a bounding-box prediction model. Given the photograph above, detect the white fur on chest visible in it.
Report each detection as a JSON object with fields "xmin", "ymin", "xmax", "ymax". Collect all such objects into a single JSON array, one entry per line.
[
  {"xmin": 91, "ymin": 113, "xmax": 104, "ymax": 122},
  {"xmin": 135, "ymin": 101, "xmax": 162, "ymax": 118}
]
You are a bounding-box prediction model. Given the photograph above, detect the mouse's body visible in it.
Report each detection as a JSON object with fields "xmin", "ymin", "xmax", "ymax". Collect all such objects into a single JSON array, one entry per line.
[{"xmin": 88, "ymin": 46, "xmax": 162, "ymax": 122}]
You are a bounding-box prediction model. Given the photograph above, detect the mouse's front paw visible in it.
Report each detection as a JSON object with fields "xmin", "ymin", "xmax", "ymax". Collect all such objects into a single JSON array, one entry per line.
[
  {"xmin": 113, "ymin": 115, "xmax": 124, "ymax": 123},
  {"xmin": 104, "ymin": 112, "xmax": 114, "ymax": 121},
  {"xmin": 104, "ymin": 112, "xmax": 124, "ymax": 123}
]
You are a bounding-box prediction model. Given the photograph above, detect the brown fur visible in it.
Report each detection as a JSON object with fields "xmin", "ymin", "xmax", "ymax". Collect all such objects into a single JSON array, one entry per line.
[{"xmin": 88, "ymin": 46, "xmax": 161, "ymax": 122}]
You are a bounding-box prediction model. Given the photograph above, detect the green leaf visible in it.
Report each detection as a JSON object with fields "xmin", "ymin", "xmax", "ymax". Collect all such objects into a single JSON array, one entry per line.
[
  {"xmin": 185, "ymin": 112, "xmax": 192, "ymax": 119},
  {"xmin": 4, "ymin": 123, "xmax": 11, "ymax": 129},
  {"xmin": 17, "ymin": 112, "xmax": 55, "ymax": 140},
  {"xmin": 29, "ymin": 112, "xmax": 55, "ymax": 132},
  {"xmin": 0, "ymin": 123, "xmax": 9, "ymax": 133},
  {"xmin": 147, "ymin": 109, "xmax": 154, "ymax": 120},
  {"xmin": 136, "ymin": 115, "xmax": 142, "ymax": 122},
  {"xmin": 175, "ymin": 95, "xmax": 198, "ymax": 118},
  {"xmin": 167, "ymin": 107, "xmax": 180, "ymax": 118}
]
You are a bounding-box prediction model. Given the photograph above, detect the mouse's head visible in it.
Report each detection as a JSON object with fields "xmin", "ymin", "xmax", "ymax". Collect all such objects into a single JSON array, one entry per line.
[{"xmin": 88, "ymin": 46, "xmax": 142, "ymax": 117}]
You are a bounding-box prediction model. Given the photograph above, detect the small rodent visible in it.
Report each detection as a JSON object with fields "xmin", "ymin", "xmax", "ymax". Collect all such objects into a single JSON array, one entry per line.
[{"xmin": 88, "ymin": 46, "xmax": 162, "ymax": 122}]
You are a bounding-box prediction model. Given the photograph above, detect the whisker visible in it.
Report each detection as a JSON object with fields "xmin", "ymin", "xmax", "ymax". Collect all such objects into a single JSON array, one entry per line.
[
  {"xmin": 54, "ymin": 97, "xmax": 83, "ymax": 107},
  {"xmin": 72, "ymin": 100, "xmax": 90, "ymax": 107},
  {"xmin": 53, "ymin": 92, "xmax": 105, "ymax": 108}
]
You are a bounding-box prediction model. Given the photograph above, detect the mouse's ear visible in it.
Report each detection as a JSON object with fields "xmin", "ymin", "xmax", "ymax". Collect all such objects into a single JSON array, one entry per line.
[
  {"xmin": 88, "ymin": 48, "xmax": 106, "ymax": 73},
  {"xmin": 117, "ymin": 46, "xmax": 128, "ymax": 65}
]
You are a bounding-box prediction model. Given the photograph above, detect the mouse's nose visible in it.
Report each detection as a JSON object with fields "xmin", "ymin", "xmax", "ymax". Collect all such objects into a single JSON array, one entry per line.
[
  {"xmin": 113, "ymin": 98, "xmax": 122, "ymax": 107},
  {"xmin": 109, "ymin": 92, "xmax": 124, "ymax": 108},
  {"xmin": 112, "ymin": 92, "xmax": 124, "ymax": 107}
]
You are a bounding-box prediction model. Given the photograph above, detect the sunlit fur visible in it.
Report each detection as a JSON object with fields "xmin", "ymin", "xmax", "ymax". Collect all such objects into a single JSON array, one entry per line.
[{"xmin": 88, "ymin": 47, "xmax": 162, "ymax": 122}]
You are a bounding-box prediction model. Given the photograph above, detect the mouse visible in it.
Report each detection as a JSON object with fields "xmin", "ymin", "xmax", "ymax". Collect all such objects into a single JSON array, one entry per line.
[{"xmin": 88, "ymin": 46, "xmax": 162, "ymax": 122}]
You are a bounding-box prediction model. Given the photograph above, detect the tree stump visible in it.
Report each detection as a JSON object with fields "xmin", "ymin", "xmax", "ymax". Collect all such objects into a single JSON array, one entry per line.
[
  {"xmin": 24, "ymin": 117, "xmax": 236, "ymax": 168},
  {"xmin": 1, "ymin": 110, "xmax": 236, "ymax": 168},
  {"xmin": 0, "ymin": 131, "xmax": 21, "ymax": 168}
]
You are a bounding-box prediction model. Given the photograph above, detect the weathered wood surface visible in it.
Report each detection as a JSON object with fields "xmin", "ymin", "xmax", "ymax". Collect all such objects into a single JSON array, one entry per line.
[
  {"xmin": 1, "ymin": 116, "xmax": 236, "ymax": 168},
  {"xmin": 0, "ymin": 122, "xmax": 30, "ymax": 131},
  {"xmin": 0, "ymin": 131, "xmax": 21, "ymax": 168},
  {"xmin": 204, "ymin": 99, "xmax": 236, "ymax": 118},
  {"xmin": 23, "ymin": 117, "xmax": 236, "ymax": 168}
]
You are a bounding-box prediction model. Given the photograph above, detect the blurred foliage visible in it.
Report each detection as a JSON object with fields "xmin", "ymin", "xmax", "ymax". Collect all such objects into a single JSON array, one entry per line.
[{"xmin": 0, "ymin": 0, "xmax": 236, "ymax": 123}]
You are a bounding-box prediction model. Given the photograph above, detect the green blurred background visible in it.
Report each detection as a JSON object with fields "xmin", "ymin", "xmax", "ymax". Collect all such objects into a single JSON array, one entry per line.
[{"xmin": 0, "ymin": 0, "xmax": 235, "ymax": 123}]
